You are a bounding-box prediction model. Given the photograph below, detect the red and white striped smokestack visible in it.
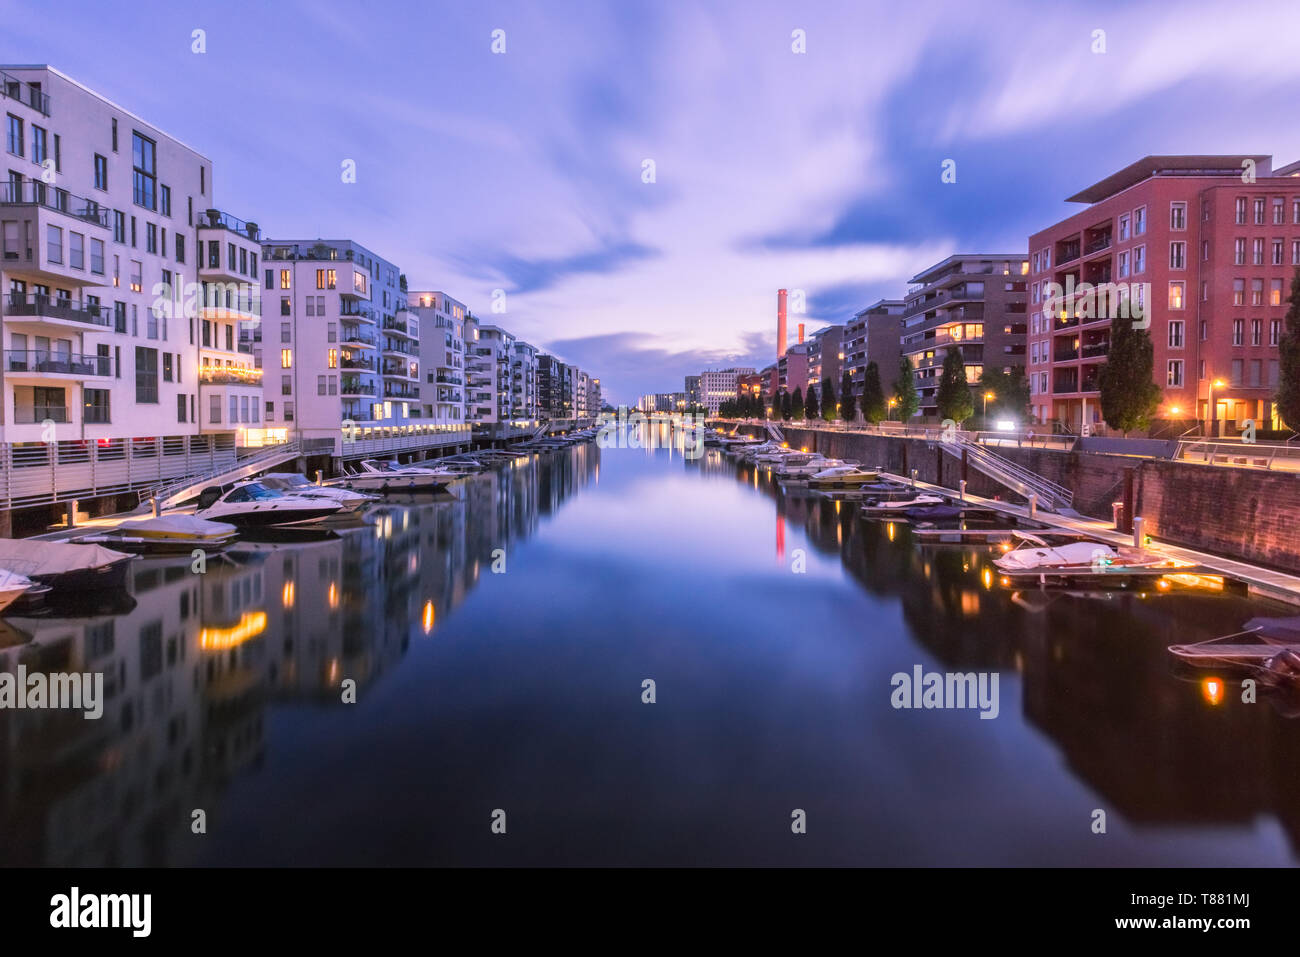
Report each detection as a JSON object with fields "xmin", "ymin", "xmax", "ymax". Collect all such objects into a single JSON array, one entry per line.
[
  {"xmin": 797, "ymin": 323, "xmax": 804, "ymax": 344},
  {"xmin": 777, "ymin": 289, "xmax": 788, "ymax": 358}
]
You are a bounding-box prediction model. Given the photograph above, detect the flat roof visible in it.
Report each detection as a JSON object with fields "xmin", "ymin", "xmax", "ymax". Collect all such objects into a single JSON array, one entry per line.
[
  {"xmin": 910, "ymin": 254, "xmax": 1025, "ymax": 285},
  {"xmin": 1066, "ymin": 155, "xmax": 1273, "ymax": 203}
]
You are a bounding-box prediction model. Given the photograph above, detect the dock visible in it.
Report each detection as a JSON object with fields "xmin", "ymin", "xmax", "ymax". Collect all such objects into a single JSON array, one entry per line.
[{"xmin": 876, "ymin": 471, "xmax": 1300, "ymax": 606}]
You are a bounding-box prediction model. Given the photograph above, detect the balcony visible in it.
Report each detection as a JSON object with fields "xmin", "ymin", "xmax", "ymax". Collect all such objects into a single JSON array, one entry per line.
[
  {"xmin": 1, "ymin": 71, "xmax": 51, "ymax": 115},
  {"xmin": 14, "ymin": 404, "xmax": 67, "ymax": 424},
  {"xmin": 340, "ymin": 305, "xmax": 376, "ymax": 324},
  {"xmin": 383, "ymin": 384, "xmax": 419, "ymax": 400},
  {"xmin": 382, "ymin": 317, "xmax": 415, "ymax": 338},
  {"xmin": 197, "ymin": 208, "xmax": 262, "ymax": 241},
  {"xmin": 435, "ymin": 374, "xmax": 463, "ymax": 385},
  {"xmin": 0, "ymin": 179, "xmax": 111, "ymax": 229},
  {"xmin": 3, "ymin": 293, "xmax": 112, "ymax": 329},
  {"xmin": 1083, "ymin": 234, "xmax": 1112, "ymax": 256},
  {"xmin": 341, "ymin": 380, "xmax": 377, "ymax": 396},
  {"xmin": 5, "ymin": 350, "xmax": 113, "ymax": 378},
  {"xmin": 341, "ymin": 330, "xmax": 377, "ymax": 348},
  {"xmin": 199, "ymin": 367, "xmax": 263, "ymax": 387},
  {"xmin": 382, "ymin": 341, "xmax": 415, "ymax": 358},
  {"xmin": 341, "ymin": 356, "xmax": 377, "ymax": 371},
  {"xmin": 382, "ymin": 361, "xmax": 418, "ymax": 381}
]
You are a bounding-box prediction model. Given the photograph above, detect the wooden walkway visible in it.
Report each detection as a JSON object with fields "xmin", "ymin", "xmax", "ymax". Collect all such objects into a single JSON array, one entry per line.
[{"xmin": 878, "ymin": 472, "xmax": 1300, "ymax": 606}]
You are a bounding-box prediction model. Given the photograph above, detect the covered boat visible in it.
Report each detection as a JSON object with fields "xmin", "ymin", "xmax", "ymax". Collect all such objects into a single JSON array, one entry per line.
[
  {"xmin": 0, "ymin": 568, "xmax": 37, "ymax": 614},
  {"xmin": 0, "ymin": 539, "xmax": 135, "ymax": 592}
]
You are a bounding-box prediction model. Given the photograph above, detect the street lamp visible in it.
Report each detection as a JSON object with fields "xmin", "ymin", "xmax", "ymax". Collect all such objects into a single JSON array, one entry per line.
[
  {"xmin": 887, "ymin": 397, "xmax": 896, "ymax": 421},
  {"xmin": 983, "ymin": 391, "xmax": 996, "ymax": 416}
]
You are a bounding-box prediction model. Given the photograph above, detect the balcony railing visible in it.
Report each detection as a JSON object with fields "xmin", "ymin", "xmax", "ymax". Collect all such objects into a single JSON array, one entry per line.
[
  {"xmin": 435, "ymin": 374, "xmax": 463, "ymax": 384},
  {"xmin": 4, "ymin": 292, "xmax": 112, "ymax": 326},
  {"xmin": 383, "ymin": 318, "xmax": 410, "ymax": 334},
  {"xmin": 1, "ymin": 72, "xmax": 51, "ymax": 115},
  {"xmin": 342, "ymin": 331, "xmax": 377, "ymax": 346},
  {"xmin": 0, "ymin": 180, "xmax": 112, "ymax": 228},
  {"xmin": 1084, "ymin": 235, "xmax": 1112, "ymax": 255},
  {"xmin": 6, "ymin": 350, "xmax": 113, "ymax": 377},
  {"xmin": 384, "ymin": 385, "xmax": 419, "ymax": 399},
  {"xmin": 197, "ymin": 208, "xmax": 261, "ymax": 241},
  {"xmin": 341, "ymin": 305, "xmax": 375, "ymax": 321},
  {"xmin": 199, "ymin": 368, "xmax": 263, "ymax": 386},
  {"xmin": 341, "ymin": 381, "xmax": 377, "ymax": 395},
  {"xmin": 341, "ymin": 357, "xmax": 377, "ymax": 371},
  {"xmin": 14, "ymin": 405, "xmax": 68, "ymax": 424}
]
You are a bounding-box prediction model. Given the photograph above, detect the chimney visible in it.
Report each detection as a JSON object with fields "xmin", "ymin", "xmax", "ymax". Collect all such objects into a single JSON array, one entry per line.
[
  {"xmin": 797, "ymin": 322, "xmax": 804, "ymax": 344},
  {"xmin": 777, "ymin": 289, "xmax": 788, "ymax": 358}
]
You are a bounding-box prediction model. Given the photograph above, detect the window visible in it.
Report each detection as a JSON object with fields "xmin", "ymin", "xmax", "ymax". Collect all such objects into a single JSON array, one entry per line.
[
  {"xmin": 146, "ymin": 223, "xmax": 157, "ymax": 254},
  {"xmin": 1272, "ymin": 279, "xmax": 1284, "ymax": 306},
  {"xmin": 1234, "ymin": 238, "xmax": 1246, "ymax": 265},
  {"xmin": 69, "ymin": 232, "xmax": 84, "ymax": 270},
  {"xmin": 1233, "ymin": 279, "xmax": 1245, "ymax": 306},
  {"xmin": 281, "ymin": 374, "xmax": 291, "ymax": 396},
  {"xmin": 281, "ymin": 348, "xmax": 292, "ymax": 368},
  {"xmin": 1272, "ymin": 318, "xmax": 1282, "ymax": 346},
  {"xmin": 1231, "ymin": 358, "xmax": 1244, "ymax": 386},
  {"xmin": 283, "ymin": 401, "xmax": 294, "ymax": 421},
  {"xmin": 209, "ymin": 394, "xmax": 221, "ymax": 424},
  {"xmin": 229, "ymin": 395, "xmax": 237, "ymax": 424},
  {"xmin": 280, "ymin": 322, "xmax": 291, "ymax": 343},
  {"xmin": 46, "ymin": 224, "xmax": 62, "ymax": 263},
  {"xmin": 328, "ymin": 348, "xmax": 337, "ymax": 369},
  {"xmin": 177, "ymin": 393, "xmax": 187, "ymax": 422},
  {"xmin": 1200, "ymin": 319, "xmax": 1208, "ymax": 341},
  {"xmin": 6, "ymin": 113, "xmax": 23, "ymax": 156},
  {"xmin": 1201, "ymin": 240, "xmax": 1209, "ymax": 261},
  {"xmin": 90, "ymin": 238, "xmax": 104, "ymax": 275},
  {"xmin": 328, "ymin": 376, "xmax": 337, "ymax": 396},
  {"xmin": 1252, "ymin": 238, "xmax": 1264, "ymax": 265},
  {"xmin": 1133, "ymin": 245, "xmax": 1145, "ymax": 274},
  {"xmin": 1251, "ymin": 279, "xmax": 1263, "ymax": 306},
  {"xmin": 1233, "ymin": 318, "xmax": 1244, "ymax": 345},
  {"xmin": 1133, "ymin": 206, "xmax": 1146, "ymax": 235},
  {"xmin": 280, "ymin": 269, "xmax": 290, "ymax": 289},
  {"xmin": 84, "ymin": 388, "xmax": 110, "ymax": 424},
  {"xmin": 93, "ymin": 153, "xmax": 108, "ymax": 190},
  {"xmin": 163, "ymin": 353, "xmax": 173, "ymax": 381},
  {"xmin": 175, "ymin": 233, "xmax": 185, "ymax": 263},
  {"xmin": 265, "ymin": 401, "xmax": 274, "ymax": 421},
  {"xmin": 1272, "ymin": 239, "xmax": 1284, "ymax": 266},
  {"xmin": 113, "ymin": 210, "xmax": 125, "ymax": 244},
  {"xmin": 135, "ymin": 347, "xmax": 158, "ymax": 403},
  {"xmin": 1166, "ymin": 360, "xmax": 1184, "ymax": 388},
  {"xmin": 1254, "ymin": 197, "xmax": 1265, "ymax": 225},
  {"xmin": 130, "ymin": 260, "xmax": 142, "ymax": 292},
  {"xmin": 1235, "ymin": 197, "xmax": 1247, "ymax": 224},
  {"xmin": 1169, "ymin": 202, "xmax": 1186, "ymax": 230},
  {"xmin": 280, "ymin": 296, "xmax": 290, "ymax": 316},
  {"xmin": 327, "ymin": 322, "xmax": 336, "ymax": 343},
  {"xmin": 1117, "ymin": 250, "xmax": 1129, "ymax": 278},
  {"xmin": 1167, "ymin": 282, "xmax": 1184, "ymax": 310},
  {"xmin": 131, "ymin": 132, "xmax": 157, "ymax": 209},
  {"xmin": 1294, "ymin": 198, "xmax": 1300, "ymax": 225},
  {"xmin": 1118, "ymin": 214, "xmax": 1130, "ymax": 241},
  {"xmin": 1169, "ymin": 242, "xmax": 1185, "ymax": 269},
  {"xmin": 1294, "ymin": 240, "xmax": 1300, "ymax": 266},
  {"xmin": 160, "ymin": 184, "xmax": 170, "ymax": 217},
  {"xmin": 317, "ymin": 374, "xmax": 327, "ymax": 396},
  {"xmin": 1252, "ymin": 318, "xmax": 1262, "ymax": 346},
  {"xmin": 1168, "ymin": 320, "xmax": 1184, "ymax": 348},
  {"xmin": 1274, "ymin": 197, "xmax": 1285, "ymax": 225}
]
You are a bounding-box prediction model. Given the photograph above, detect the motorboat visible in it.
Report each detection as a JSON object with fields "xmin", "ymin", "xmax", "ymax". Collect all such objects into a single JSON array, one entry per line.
[
  {"xmin": 195, "ymin": 481, "xmax": 345, "ymax": 527},
  {"xmin": 806, "ymin": 466, "xmax": 879, "ymax": 489},
  {"xmin": 776, "ymin": 456, "xmax": 859, "ymax": 479},
  {"xmin": 259, "ymin": 472, "xmax": 377, "ymax": 513},
  {"xmin": 74, "ymin": 514, "xmax": 238, "ymax": 553},
  {"xmin": 869, "ymin": 494, "xmax": 947, "ymax": 510},
  {"xmin": 331, "ymin": 459, "xmax": 457, "ymax": 493},
  {"xmin": 993, "ymin": 532, "xmax": 1169, "ymax": 573},
  {"xmin": 0, "ymin": 539, "xmax": 136, "ymax": 592},
  {"xmin": 902, "ymin": 503, "xmax": 966, "ymax": 521},
  {"xmin": 0, "ymin": 569, "xmax": 38, "ymax": 614}
]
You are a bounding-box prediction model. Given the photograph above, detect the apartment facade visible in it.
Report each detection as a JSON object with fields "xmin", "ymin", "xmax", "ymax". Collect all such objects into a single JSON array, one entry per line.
[
  {"xmin": 1027, "ymin": 154, "xmax": 1300, "ymax": 434},
  {"xmin": 805, "ymin": 324, "xmax": 844, "ymax": 394},
  {"xmin": 511, "ymin": 339, "xmax": 538, "ymax": 420},
  {"xmin": 684, "ymin": 375, "xmax": 701, "ymax": 408},
  {"xmin": 902, "ymin": 254, "xmax": 1028, "ymax": 419},
  {"xmin": 0, "ymin": 65, "xmax": 257, "ymax": 520},
  {"xmin": 844, "ymin": 299, "xmax": 904, "ymax": 395},
  {"xmin": 699, "ymin": 366, "xmax": 755, "ymax": 414},
  {"xmin": 408, "ymin": 289, "xmax": 467, "ymax": 427}
]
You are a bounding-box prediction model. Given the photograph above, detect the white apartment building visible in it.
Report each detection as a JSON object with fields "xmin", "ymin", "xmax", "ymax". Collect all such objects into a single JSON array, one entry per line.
[
  {"xmin": 698, "ymin": 367, "xmax": 755, "ymax": 414},
  {"xmin": 0, "ymin": 65, "xmax": 256, "ymax": 521},
  {"xmin": 408, "ymin": 289, "xmax": 467, "ymax": 427},
  {"xmin": 511, "ymin": 340, "xmax": 538, "ymax": 421},
  {"xmin": 471, "ymin": 323, "xmax": 516, "ymax": 426},
  {"xmin": 255, "ymin": 239, "xmax": 467, "ymax": 465}
]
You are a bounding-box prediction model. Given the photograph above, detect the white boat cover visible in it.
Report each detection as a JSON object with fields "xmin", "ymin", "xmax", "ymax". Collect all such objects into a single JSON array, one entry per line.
[
  {"xmin": 995, "ymin": 541, "xmax": 1117, "ymax": 571},
  {"xmin": 0, "ymin": 539, "xmax": 131, "ymax": 577},
  {"xmin": 876, "ymin": 494, "xmax": 945, "ymax": 509},
  {"xmin": 119, "ymin": 515, "xmax": 236, "ymax": 537},
  {"xmin": 0, "ymin": 568, "xmax": 33, "ymax": 591}
]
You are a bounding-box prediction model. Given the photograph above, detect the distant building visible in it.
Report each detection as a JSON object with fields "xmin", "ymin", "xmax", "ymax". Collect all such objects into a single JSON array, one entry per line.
[
  {"xmin": 699, "ymin": 367, "xmax": 755, "ymax": 414},
  {"xmin": 684, "ymin": 375, "xmax": 701, "ymax": 407},
  {"xmin": 844, "ymin": 299, "xmax": 905, "ymax": 396},
  {"xmin": 806, "ymin": 324, "xmax": 844, "ymax": 393}
]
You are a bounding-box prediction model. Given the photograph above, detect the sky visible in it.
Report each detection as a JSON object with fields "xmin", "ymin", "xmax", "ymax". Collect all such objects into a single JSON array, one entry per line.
[{"xmin": 4, "ymin": 0, "xmax": 1300, "ymax": 403}]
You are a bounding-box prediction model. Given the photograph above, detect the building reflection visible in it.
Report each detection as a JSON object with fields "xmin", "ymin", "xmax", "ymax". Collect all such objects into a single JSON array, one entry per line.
[{"xmin": 0, "ymin": 449, "xmax": 597, "ymax": 866}]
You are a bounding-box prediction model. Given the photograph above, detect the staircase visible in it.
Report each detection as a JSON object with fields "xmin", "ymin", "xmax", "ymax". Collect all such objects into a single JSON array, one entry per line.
[
  {"xmin": 766, "ymin": 422, "xmax": 785, "ymax": 443},
  {"xmin": 138, "ymin": 439, "xmax": 304, "ymax": 509},
  {"xmin": 941, "ymin": 434, "xmax": 1074, "ymax": 511}
]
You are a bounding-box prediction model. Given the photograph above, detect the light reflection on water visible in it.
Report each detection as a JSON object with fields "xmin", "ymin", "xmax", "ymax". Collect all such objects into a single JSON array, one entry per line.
[{"xmin": 1, "ymin": 432, "xmax": 1297, "ymax": 866}]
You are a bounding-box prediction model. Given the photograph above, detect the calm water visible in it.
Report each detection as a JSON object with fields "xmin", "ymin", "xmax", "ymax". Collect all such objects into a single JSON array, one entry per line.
[{"xmin": 2, "ymin": 429, "xmax": 1298, "ymax": 866}]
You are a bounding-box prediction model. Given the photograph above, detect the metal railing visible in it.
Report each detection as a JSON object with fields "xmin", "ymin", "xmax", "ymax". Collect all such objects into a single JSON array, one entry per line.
[
  {"xmin": 1, "ymin": 71, "xmax": 51, "ymax": 114},
  {"xmin": 137, "ymin": 438, "xmax": 302, "ymax": 507},
  {"xmin": 4, "ymin": 292, "xmax": 112, "ymax": 326},
  {"xmin": 1175, "ymin": 437, "xmax": 1300, "ymax": 471},
  {"xmin": 5, "ymin": 350, "xmax": 114, "ymax": 377},
  {"xmin": 943, "ymin": 434, "xmax": 1074, "ymax": 510},
  {"xmin": 0, "ymin": 180, "xmax": 112, "ymax": 228}
]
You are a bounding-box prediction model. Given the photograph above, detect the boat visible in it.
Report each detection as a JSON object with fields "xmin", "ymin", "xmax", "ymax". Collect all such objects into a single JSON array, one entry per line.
[
  {"xmin": 0, "ymin": 539, "xmax": 136, "ymax": 592},
  {"xmin": 195, "ymin": 481, "xmax": 346, "ymax": 527},
  {"xmin": 259, "ymin": 472, "xmax": 378, "ymax": 513},
  {"xmin": 867, "ymin": 493, "xmax": 947, "ymax": 510},
  {"xmin": 0, "ymin": 569, "xmax": 38, "ymax": 614},
  {"xmin": 902, "ymin": 503, "xmax": 965, "ymax": 521},
  {"xmin": 74, "ymin": 514, "xmax": 238, "ymax": 553},
  {"xmin": 1170, "ymin": 617, "xmax": 1300, "ymax": 695},
  {"xmin": 806, "ymin": 465, "xmax": 879, "ymax": 489},
  {"xmin": 329, "ymin": 459, "xmax": 456, "ymax": 494},
  {"xmin": 992, "ymin": 532, "xmax": 1170, "ymax": 573}
]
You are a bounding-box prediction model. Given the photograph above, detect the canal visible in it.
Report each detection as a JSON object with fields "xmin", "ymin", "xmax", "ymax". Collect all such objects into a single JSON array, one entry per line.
[{"xmin": 1, "ymin": 429, "xmax": 1297, "ymax": 866}]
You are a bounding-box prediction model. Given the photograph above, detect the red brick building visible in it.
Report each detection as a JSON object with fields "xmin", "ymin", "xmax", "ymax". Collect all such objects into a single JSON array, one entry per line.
[{"xmin": 1028, "ymin": 155, "xmax": 1300, "ymax": 435}]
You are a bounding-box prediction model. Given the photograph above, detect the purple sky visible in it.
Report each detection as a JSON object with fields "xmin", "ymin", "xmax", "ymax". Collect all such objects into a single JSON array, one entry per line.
[{"xmin": 5, "ymin": 0, "xmax": 1300, "ymax": 402}]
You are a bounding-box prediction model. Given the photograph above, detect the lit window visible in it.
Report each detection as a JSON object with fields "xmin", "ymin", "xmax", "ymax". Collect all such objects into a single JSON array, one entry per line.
[{"xmin": 281, "ymin": 348, "xmax": 292, "ymax": 368}]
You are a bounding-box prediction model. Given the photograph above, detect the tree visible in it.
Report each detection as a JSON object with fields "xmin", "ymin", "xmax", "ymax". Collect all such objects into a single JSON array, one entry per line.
[
  {"xmin": 821, "ymin": 378, "xmax": 837, "ymax": 422},
  {"xmin": 861, "ymin": 361, "xmax": 887, "ymax": 423},
  {"xmin": 892, "ymin": 355, "xmax": 919, "ymax": 420},
  {"xmin": 780, "ymin": 389, "xmax": 792, "ymax": 421},
  {"xmin": 768, "ymin": 389, "xmax": 780, "ymax": 420},
  {"xmin": 936, "ymin": 347, "xmax": 974, "ymax": 424},
  {"xmin": 805, "ymin": 381, "xmax": 820, "ymax": 419},
  {"xmin": 839, "ymin": 371, "xmax": 856, "ymax": 422},
  {"xmin": 1098, "ymin": 312, "xmax": 1162, "ymax": 436},
  {"xmin": 978, "ymin": 367, "xmax": 1031, "ymax": 423},
  {"xmin": 791, "ymin": 386, "xmax": 805, "ymax": 421},
  {"xmin": 1277, "ymin": 265, "xmax": 1300, "ymax": 431}
]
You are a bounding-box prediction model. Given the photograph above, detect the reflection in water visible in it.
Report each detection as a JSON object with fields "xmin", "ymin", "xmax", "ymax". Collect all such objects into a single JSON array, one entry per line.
[{"xmin": 0, "ymin": 435, "xmax": 1296, "ymax": 866}]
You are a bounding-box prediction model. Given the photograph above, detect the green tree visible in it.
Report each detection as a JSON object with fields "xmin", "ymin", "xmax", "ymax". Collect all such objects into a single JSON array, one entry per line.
[
  {"xmin": 936, "ymin": 347, "xmax": 975, "ymax": 424},
  {"xmin": 780, "ymin": 389, "xmax": 792, "ymax": 421},
  {"xmin": 1098, "ymin": 313, "xmax": 1162, "ymax": 436},
  {"xmin": 805, "ymin": 381, "xmax": 820, "ymax": 419},
  {"xmin": 892, "ymin": 355, "xmax": 919, "ymax": 420},
  {"xmin": 839, "ymin": 371, "xmax": 856, "ymax": 422},
  {"xmin": 1277, "ymin": 265, "xmax": 1300, "ymax": 431},
  {"xmin": 791, "ymin": 386, "xmax": 805, "ymax": 421},
  {"xmin": 821, "ymin": 378, "xmax": 837, "ymax": 422},
  {"xmin": 861, "ymin": 361, "xmax": 887, "ymax": 423},
  {"xmin": 768, "ymin": 389, "xmax": 780, "ymax": 420},
  {"xmin": 978, "ymin": 367, "xmax": 1031, "ymax": 423}
]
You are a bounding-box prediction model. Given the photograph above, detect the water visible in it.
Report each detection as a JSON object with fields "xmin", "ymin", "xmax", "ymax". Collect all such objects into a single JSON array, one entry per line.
[{"xmin": 2, "ymin": 433, "xmax": 1297, "ymax": 866}]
